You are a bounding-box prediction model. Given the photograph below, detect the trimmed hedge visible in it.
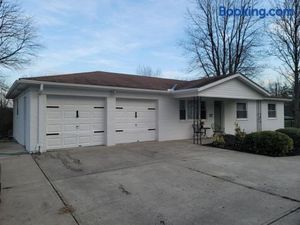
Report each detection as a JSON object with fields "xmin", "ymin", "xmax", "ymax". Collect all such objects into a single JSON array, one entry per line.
[
  {"xmin": 242, "ymin": 131, "xmax": 293, "ymax": 156},
  {"xmin": 223, "ymin": 134, "xmax": 237, "ymax": 149},
  {"xmin": 276, "ymin": 128, "xmax": 300, "ymax": 148}
]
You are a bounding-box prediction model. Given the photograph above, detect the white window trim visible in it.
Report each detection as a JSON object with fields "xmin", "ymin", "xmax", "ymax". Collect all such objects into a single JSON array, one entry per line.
[
  {"xmin": 236, "ymin": 102, "xmax": 248, "ymax": 120},
  {"xmin": 179, "ymin": 99, "xmax": 207, "ymax": 121},
  {"xmin": 268, "ymin": 103, "xmax": 277, "ymax": 119}
]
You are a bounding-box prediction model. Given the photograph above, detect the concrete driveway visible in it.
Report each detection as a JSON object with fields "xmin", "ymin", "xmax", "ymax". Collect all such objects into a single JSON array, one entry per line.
[{"xmin": 1, "ymin": 140, "xmax": 300, "ymax": 225}]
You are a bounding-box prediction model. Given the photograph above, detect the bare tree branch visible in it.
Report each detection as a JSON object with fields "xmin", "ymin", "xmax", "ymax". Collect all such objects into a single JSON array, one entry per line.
[
  {"xmin": 269, "ymin": 0, "xmax": 300, "ymax": 127},
  {"xmin": 181, "ymin": 0, "xmax": 261, "ymax": 78},
  {"xmin": 136, "ymin": 65, "xmax": 162, "ymax": 77},
  {"xmin": 0, "ymin": 0, "xmax": 40, "ymax": 69}
]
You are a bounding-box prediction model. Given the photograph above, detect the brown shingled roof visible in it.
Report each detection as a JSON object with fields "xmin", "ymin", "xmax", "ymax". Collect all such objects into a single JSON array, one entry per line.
[
  {"xmin": 22, "ymin": 71, "xmax": 230, "ymax": 91},
  {"xmin": 176, "ymin": 75, "xmax": 231, "ymax": 90}
]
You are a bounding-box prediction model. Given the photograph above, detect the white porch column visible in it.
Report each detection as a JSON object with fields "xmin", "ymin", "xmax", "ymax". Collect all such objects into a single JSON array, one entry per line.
[
  {"xmin": 38, "ymin": 94, "xmax": 47, "ymax": 152},
  {"xmin": 106, "ymin": 94, "xmax": 116, "ymax": 146}
]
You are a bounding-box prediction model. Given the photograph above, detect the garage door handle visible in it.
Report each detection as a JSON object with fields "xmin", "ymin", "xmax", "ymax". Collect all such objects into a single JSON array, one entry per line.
[
  {"xmin": 135, "ymin": 112, "xmax": 137, "ymax": 118},
  {"xmin": 76, "ymin": 110, "xmax": 79, "ymax": 118}
]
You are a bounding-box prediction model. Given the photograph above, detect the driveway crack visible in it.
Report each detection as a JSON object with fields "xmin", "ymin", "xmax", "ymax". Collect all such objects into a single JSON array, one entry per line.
[
  {"xmin": 262, "ymin": 206, "xmax": 300, "ymax": 225},
  {"xmin": 186, "ymin": 167, "xmax": 300, "ymax": 203},
  {"xmin": 32, "ymin": 155, "xmax": 81, "ymax": 225}
]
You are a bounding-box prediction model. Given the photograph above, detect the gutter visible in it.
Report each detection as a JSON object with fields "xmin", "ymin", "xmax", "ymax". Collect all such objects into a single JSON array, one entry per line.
[
  {"xmin": 263, "ymin": 97, "xmax": 291, "ymax": 102},
  {"xmin": 5, "ymin": 80, "xmax": 20, "ymax": 99},
  {"xmin": 7, "ymin": 79, "xmax": 170, "ymax": 99}
]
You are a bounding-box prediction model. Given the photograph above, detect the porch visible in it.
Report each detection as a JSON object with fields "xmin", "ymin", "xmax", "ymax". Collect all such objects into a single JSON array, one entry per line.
[{"xmin": 177, "ymin": 96, "xmax": 259, "ymax": 144}]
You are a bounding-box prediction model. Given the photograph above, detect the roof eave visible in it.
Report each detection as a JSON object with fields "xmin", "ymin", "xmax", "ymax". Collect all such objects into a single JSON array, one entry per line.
[
  {"xmin": 8, "ymin": 79, "xmax": 170, "ymax": 98},
  {"xmin": 263, "ymin": 97, "xmax": 292, "ymax": 102}
]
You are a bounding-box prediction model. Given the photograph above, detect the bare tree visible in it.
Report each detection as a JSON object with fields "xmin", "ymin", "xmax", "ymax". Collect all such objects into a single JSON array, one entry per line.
[
  {"xmin": 182, "ymin": 0, "xmax": 261, "ymax": 77},
  {"xmin": 267, "ymin": 79, "xmax": 292, "ymax": 97},
  {"xmin": 0, "ymin": 76, "xmax": 9, "ymax": 108},
  {"xmin": 136, "ymin": 65, "xmax": 161, "ymax": 77},
  {"xmin": 269, "ymin": 0, "xmax": 300, "ymax": 127},
  {"xmin": 0, "ymin": 0, "xmax": 39, "ymax": 69}
]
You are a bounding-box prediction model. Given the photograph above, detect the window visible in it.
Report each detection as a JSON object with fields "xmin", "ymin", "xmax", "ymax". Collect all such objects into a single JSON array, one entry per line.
[
  {"xmin": 236, "ymin": 103, "xmax": 247, "ymax": 119},
  {"xmin": 201, "ymin": 101, "xmax": 206, "ymax": 119},
  {"xmin": 179, "ymin": 100, "xmax": 186, "ymax": 120},
  {"xmin": 268, "ymin": 103, "xmax": 276, "ymax": 118},
  {"xmin": 187, "ymin": 100, "xmax": 194, "ymax": 119},
  {"xmin": 179, "ymin": 100, "xmax": 207, "ymax": 120}
]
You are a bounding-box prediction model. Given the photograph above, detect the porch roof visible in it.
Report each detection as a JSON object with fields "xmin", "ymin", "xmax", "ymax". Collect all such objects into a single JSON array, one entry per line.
[{"xmin": 171, "ymin": 74, "xmax": 290, "ymax": 101}]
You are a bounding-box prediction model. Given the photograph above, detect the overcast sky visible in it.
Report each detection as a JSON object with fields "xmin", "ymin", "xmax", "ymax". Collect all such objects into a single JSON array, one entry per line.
[{"xmin": 4, "ymin": 0, "xmax": 280, "ymax": 85}]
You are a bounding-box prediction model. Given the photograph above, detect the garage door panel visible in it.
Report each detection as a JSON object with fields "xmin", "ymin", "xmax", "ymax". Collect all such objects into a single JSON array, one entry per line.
[
  {"xmin": 63, "ymin": 124, "xmax": 77, "ymax": 132},
  {"xmin": 138, "ymin": 111, "xmax": 156, "ymax": 119},
  {"xmin": 47, "ymin": 135, "xmax": 62, "ymax": 148},
  {"xmin": 115, "ymin": 122, "xmax": 154, "ymax": 129},
  {"xmin": 46, "ymin": 96, "xmax": 106, "ymax": 150},
  {"xmin": 63, "ymin": 111, "xmax": 76, "ymax": 119},
  {"xmin": 92, "ymin": 124, "xmax": 105, "ymax": 130},
  {"xmin": 115, "ymin": 99, "xmax": 157, "ymax": 144},
  {"xmin": 78, "ymin": 111, "xmax": 90, "ymax": 118},
  {"xmin": 63, "ymin": 105, "xmax": 76, "ymax": 110},
  {"xmin": 140, "ymin": 130, "xmax": 156, "ymax": 142},
  {"xmin": 92, "ymin": 118, "xmax": 105, "ymax": 124},
  {"xmin": 78, "ymin": 124, "xmax": 91, "ymax": 131},
  {"xmin": 91, "ymin": 134, "xmax": 105, "ymax": 145},
  {"xmin": 47, "ymin": 124, "xmax": 62, "ymax": 132},
  {"xmin": 78, "ymin": 134, "xmax": 91, "ymax": 145},
  {"xmin": 91, "ymin": 111, "xmax": 105, "ymax": 118},
  {"xmin": 63, "ymin": 133, "xmax": 77, "ymax": 146},
  {"xmin": 47, "ymin": 111, "xmax": 62, "ymax": 119}
]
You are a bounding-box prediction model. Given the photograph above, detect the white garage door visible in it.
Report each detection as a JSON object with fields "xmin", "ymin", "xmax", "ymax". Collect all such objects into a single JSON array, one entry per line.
[
  {"xmin": 46, "ymin": 96, "xmax": 105, "ymax": 150},
  {"xmin": 115, "ymin": 99, "xmax": 157, "ymax": 144}
]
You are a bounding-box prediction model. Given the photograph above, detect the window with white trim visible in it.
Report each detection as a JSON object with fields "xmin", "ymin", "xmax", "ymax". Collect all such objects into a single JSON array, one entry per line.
[
  {"xmin": 236, "ymin": 103, "xmax": 247, "ymax": 119},
  {"xmin": 179, "ymin": 100, "xmax": 186, "ymax": 120},
  {"xmin": 179, "ymin": 100, "xmax": 206, "ymax": 120},
  {"xmin": 268, "ymin": 103, "xmax": 276, "ymax": 118},
  {"xmin": 187, "ymin": 100, "xmax": 194, "ymax": 120}
]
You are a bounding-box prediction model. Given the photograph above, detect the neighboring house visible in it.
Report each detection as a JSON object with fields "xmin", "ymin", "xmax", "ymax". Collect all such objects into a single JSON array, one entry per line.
[{"xmin": 6, "ymin": 71, "xmax": 288, "ymax": 153}]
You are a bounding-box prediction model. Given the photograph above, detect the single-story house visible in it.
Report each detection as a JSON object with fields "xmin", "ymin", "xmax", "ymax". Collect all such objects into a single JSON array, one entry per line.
[{"xmin": 6, "ymin": 71, "xmax": 288, "ymax": 153}]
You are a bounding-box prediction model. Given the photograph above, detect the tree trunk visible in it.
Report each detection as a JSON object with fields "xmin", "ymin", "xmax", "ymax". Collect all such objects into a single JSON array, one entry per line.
[{"xmin": 295, "ymin": 80, "xmax": 300, "ymax": 127}]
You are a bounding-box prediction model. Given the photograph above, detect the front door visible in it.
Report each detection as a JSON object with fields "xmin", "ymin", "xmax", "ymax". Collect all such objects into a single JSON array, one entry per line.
[{"xmin": 214, "ymin": 101, "xmax": 223, "ymax": 131}]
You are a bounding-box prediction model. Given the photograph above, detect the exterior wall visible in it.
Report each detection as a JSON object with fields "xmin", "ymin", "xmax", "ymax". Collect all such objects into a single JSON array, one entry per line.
[
  {"xmin": 13, "ymin": 90, "xmax": 30, "ymax": 147},
  {"xmin": 223, "ymin": 100, "xmax": 259, "ymax": 134},
  {"xmin": 199, "ymin": 79, "xmax": 263, "ymax": 99},
  {"xmin": 261, "ymin": 101, "xmax": 284, "ymax": 131},
  {"xmin": 18, "ymin": 86, "xmax": 193, "ymax": 152},
  {"xmin": 157, "ymin": 96, "xmax": 192, "ymax": 141},
  {"xmin": 12, "ymin": 85, "xmax": 286, "ymax": 152},
  {"xmin": 223, "ymin": 100, "xmax": 284, "ymax": 135},
  {"xmin": 234, "ymin": 100, "xmax": 258, "ymax": 134}
]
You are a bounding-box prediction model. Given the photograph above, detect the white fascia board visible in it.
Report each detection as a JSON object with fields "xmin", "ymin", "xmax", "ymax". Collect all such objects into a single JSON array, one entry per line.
[
  {"xmin": 170, "ymin": 88, "xmax": 199, "ymax": 98},
  {"xmin": 263, "ymin": 97, "xmax": 292, "ymax": 102},
  {"xmin": 8, "ymin": 79, "xmax": 170, "ymax": 98},
  {"xmin": 6, "ymin": 80, "xmax": 20, "ymax": 99}
]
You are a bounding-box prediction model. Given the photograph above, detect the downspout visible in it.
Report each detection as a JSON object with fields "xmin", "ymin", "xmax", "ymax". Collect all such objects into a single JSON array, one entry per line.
[{"xmin": 36, "ymin": 83, "xmax": 44, "ymax": 152}]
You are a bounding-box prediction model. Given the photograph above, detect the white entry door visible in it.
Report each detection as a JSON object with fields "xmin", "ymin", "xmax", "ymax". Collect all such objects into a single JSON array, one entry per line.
[
  {"xmin": 46, "ymin": 96, "xmax": 105, "ymax": 150},
  {"xmin": 115, "ymin": 99, "xmax": 157, "ymax": 144}
]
